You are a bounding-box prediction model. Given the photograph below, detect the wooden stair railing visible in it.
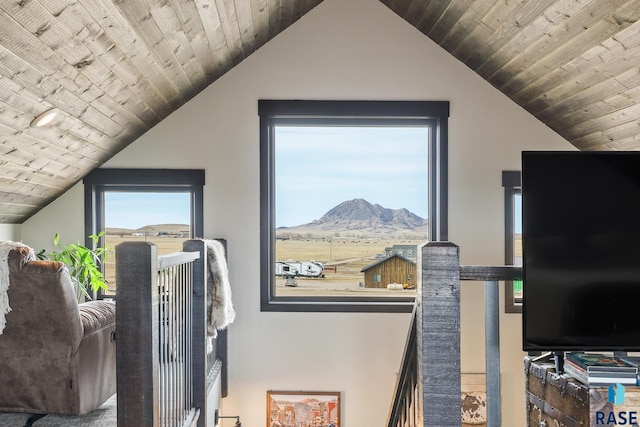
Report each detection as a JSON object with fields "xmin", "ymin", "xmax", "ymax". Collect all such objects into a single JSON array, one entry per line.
[
  {"xmin": 386, "ymin": 242, "xmax": 522, "ymax": 427},
  {"xmin": 116, "ymin": 241, "xmax": 207, "ymax": 427}
]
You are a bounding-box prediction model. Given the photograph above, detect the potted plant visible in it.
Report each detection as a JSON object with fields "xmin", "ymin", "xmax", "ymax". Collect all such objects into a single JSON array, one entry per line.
[{"xmin": 38, "ymin": 232, "xmax": 109, "ymax": 302}]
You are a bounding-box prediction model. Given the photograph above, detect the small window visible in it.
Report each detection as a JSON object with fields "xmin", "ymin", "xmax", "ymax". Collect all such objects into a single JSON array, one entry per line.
[
  {"xmin": 373, "ymin": 274, "xmax": 382, "ymax": 283},
  {"xmin": 84, "ymin": 169, "xmax": 204, "ymax": 298},
  {"xmin": 503, "ymin": 171, "xmax": 522, "ymax": 313}
]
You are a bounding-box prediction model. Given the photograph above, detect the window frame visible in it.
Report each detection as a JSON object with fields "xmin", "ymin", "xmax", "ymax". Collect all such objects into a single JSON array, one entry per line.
[
  {"xmin": 502, "ymin": 170, "xmax": 522, "ymax": 313},
  {"xmin": 83, "ymin": 168, "xmax": 205, "ymax": 299},
  {"xmin": 259, "ymin": 100, "xmax": 449, "ymax": 313}
]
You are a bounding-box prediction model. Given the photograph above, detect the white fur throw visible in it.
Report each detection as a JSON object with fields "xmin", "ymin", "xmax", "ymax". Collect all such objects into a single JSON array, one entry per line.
[
  {"xmin": 204, "ymin": 240, "xmax": 235, "ymax": 338},
  {"xmin": 0, "ymin": 241, "xmax": 34, "ymax": 335}
]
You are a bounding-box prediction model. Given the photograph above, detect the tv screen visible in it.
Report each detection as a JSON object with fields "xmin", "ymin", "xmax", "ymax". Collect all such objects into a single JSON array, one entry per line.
[{"xmin": 522, "ymin": 151, "xmax": 640, "ymax": 351}]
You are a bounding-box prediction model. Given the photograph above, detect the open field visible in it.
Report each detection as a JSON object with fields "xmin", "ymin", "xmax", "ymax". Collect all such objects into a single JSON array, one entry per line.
[
  {"xmin": 275, "ymin": 237, "xmax": 423, "ymax": 297},
  {"xmin": 102, "ymin": 234, "xmax": 424, "ymax": 297},
  {"xmin": 103, "ymin": 235, "xmax": 191, "ymax": 293}
]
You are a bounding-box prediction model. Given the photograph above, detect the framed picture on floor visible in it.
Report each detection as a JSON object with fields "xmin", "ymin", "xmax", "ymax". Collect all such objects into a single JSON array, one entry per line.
[{"xmin": 267, "ymin": 390, "xmax": 340, "ymax": 427}]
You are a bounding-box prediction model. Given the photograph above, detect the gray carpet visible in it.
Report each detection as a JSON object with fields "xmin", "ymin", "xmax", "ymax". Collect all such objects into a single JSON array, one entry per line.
[{"xmin": 0, "ymin": 394, "xmax": 116, "ymax": 427}]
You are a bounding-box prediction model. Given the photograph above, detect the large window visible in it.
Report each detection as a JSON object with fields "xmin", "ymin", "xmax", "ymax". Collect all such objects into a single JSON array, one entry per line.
[
  {"xmin": 503, "ymin": 170, "xmax": 522, "ymax": 313},
  {"xmin": 84, "ymin": 169, "xmax": 204, "ymax": 297},
  {"xmin": 260, "ymin": 100, "xmax": 449, "ymax": 312}
]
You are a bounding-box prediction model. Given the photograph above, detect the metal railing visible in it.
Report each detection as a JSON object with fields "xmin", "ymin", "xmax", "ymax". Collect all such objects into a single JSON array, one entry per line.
[
  {"xmin": 387, "ymin": 306, "xmax": 420, "ymax": 426},
  {"xmin": 116, "ymin": 240, "xmax": 211, "ymax": 427}
]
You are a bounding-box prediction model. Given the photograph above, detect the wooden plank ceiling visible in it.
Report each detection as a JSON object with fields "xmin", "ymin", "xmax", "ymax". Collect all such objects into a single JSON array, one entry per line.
[{"xmin": 0, "ymin": 0, "xmax": 639, "ymax": 223}]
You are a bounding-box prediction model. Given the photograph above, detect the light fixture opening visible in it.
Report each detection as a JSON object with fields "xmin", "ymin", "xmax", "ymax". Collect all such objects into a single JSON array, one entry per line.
[{"xmin": 31, "ymin": 108, "xmax": 59, "ymax": 127}]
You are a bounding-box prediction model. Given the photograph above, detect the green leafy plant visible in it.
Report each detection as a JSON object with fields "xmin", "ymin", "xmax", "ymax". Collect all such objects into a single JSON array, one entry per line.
[{"xmin": 38, "ymin": 232, "xmax": 109, "ymax": 302}]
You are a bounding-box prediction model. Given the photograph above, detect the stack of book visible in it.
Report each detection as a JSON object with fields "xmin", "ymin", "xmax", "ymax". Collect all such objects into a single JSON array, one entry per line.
[{"xmin": 564, "ymin": 353, "xmax": 638, "ymax": 386}]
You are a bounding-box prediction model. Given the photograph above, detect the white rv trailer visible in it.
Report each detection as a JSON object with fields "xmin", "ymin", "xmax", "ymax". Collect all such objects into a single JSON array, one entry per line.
[
  {"xmin": 275, "ymin": 261, "xmax": 299, "ymax": 277},
  {"xmin": 275, "ymin": 260, "xmax": 325, "ymax": 278}
]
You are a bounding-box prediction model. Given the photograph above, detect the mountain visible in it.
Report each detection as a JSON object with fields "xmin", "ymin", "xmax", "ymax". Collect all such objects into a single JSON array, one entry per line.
[
  {"xmin": 106, "ymin": 224, "xmax": 189, "ymax": 236},
  {"xmin": 278, "ymin": 198, "xmax": 428, "ymax": 237}
]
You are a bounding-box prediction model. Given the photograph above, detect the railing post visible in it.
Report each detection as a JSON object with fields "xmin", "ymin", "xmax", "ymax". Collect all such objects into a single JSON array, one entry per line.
[
  {"xmin": 485, "ymin": 280, "xmax": 501, "ymax": 427},
  {"xmin": 419, "ymin": 242, "xmax": 461, "ymax": 426},
  {"xmin": 116, "ymin": 242, "xmax": 159, "ymax": 427},
  {"xmin": 183, "ymin": 239, "xmax": 208, "ymax": 427}
]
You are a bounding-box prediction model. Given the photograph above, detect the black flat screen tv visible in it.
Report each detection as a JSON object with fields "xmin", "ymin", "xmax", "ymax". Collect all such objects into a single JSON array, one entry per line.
[{"xmin": 522, "ymin": 151, "xmax": 640, "ymax": 352}]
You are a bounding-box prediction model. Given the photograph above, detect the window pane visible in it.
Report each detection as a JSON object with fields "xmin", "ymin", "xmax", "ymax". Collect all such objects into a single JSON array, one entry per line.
[
  {"xmin": 274, "ymin": 126, "xmax": 428, "ymax": 298},
  {"xmin": 513, "ymin": 192, "xmax": 523, "ymax": 301},
  {"xmin": 103, "ymin": 192, "xmax": 191, "ymax": 293}
]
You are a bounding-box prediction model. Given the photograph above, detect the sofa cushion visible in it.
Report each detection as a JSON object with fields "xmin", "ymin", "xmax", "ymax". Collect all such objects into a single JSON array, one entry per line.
[{"xmin": 79, "ymin": 300, "xmax": 115, "ymax": 336}]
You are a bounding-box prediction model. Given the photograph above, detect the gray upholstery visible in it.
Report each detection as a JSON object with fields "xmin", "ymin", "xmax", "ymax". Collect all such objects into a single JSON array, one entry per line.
[{"xmin": 0, "ymin": 247, "xmax": 116, "ymax": 415}]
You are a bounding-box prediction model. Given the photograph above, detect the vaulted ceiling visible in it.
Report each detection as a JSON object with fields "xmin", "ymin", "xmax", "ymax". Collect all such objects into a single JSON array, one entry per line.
[{"xmin": 1, "ymin": 0, "xmax": 639, "ymax": 223}]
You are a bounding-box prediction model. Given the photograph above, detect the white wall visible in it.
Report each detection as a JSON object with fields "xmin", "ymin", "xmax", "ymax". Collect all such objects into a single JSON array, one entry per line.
[
  {"xmin": 21, "ymin": 184, "xmax": 85, "ymax": 253},
  {"xmin": 20, "ymin": 0, "xmax": 575, "ymax": 424},
  {"xmin": 0, "ymin": 224, "xmax": 20, "ymax": 242}
]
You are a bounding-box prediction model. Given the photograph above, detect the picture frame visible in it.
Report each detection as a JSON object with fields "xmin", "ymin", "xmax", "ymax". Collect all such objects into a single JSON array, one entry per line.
[
  {"xmin": 461, "ymin": 373, "xmax": 487, "ymax": 427},
  {"xmin": 267, "ymin": 390, "xmax": 341, "ymax": 427}
]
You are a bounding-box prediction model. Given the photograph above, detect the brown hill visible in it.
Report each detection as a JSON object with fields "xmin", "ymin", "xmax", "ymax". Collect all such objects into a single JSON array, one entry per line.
[
  {"xmin": 106, "ymin": 224, "xmax": 189, "ymax": 235},
  {"xmin": 277, "ymin": 198, "xmax": 428, "ymax": 238}
]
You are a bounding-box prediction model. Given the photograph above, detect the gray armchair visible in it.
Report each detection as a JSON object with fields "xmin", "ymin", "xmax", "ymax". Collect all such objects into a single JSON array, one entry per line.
[{"xmin": 0, "ymin": 246, "xmax": 116, "ymax": 415}]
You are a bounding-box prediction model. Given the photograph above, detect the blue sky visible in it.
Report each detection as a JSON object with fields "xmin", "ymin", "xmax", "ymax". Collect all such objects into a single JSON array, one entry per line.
[
  {"xmin": 515, "ymin": 193, "xmax": 522, "ymax": 233},
  {"xmin": 103, "ymin": 126, "xmax": 429, "ymax": 229},
  {"xmin": 275, "ymin": 125, "xmax": 429, "ymax": 227},
  {"xmin": 105, "ymin": 192, "xmax": 190, "ymax": 229}
]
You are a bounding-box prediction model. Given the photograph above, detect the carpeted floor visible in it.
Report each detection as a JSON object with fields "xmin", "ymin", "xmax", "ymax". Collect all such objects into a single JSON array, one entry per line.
[{"xmin": 0, "ymin": 394, "xmax": 116, "ymax": 427}]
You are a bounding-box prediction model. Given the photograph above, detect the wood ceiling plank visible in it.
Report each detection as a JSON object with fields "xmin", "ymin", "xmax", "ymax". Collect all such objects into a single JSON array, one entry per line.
[
  {"xmin": 172, "ymin": 0, "xmax": 223, "ymax": 79},
  {"xmin": 517, "ymin": 20, "xmax": 640, "ymax": 115},
  {"xmin": 0, "ymin": 101, "xmax": 105, "ymax": 163},
  {"xmin": 527, "ymin": 55, "xmax": 640, "ymax": 124},
  {"xmin": 80, "ymin": 0, "xmax": 185, "ymax": 108},
  {"xmin": 0, "ymin": 66, "xmax": 122, "ymax": 158},
  {"xmin": 401, "ymin": 0, "xmax": 435, "ymax": 28},
  {"xmin": 234, "ymin": 0, "xmax": 257, "ymax": 55},
  {"xmin": 148, "ymin": 0, "xmax": 209, "ymax": 89},
  {"xmin": 480, "ymin": 0, "xmax": 526, "ymax": 33},
  {"xmin": 415, "ymin": 0, "xmax": 451, "ymax": 36},
  {"xmin": 215, "ymin": 0, "xmax": 246, "ymax": 62},
  {"xmin": 544, "ymin": 77, "xmax": 640, "ymax": 137},
  {"xmin": 290, "ymin": 0, "xmax": 305, "ymax": 22},
  {"xmin": 2, "ymin": 1, "xmax": 155, "ymax": 132},
  {"xmin": 439, "ymin": 0, "xmax": 499, "ymax": 53},
  {"xmin": 427, "ymin": 0, "xmax": 475, "ymax": 45},
  {"xmin": 0, "ymin": 135, "xmax": 84, "ymax": 179},
  {"xmin": 475, "ymin": 0, "xmax": 592, "ymax": 82},
  {"xmin": 563, "ymin": 106, "xmax": 640, "ymax": 143},
  {"xmin": 0, "ymin": 18, "xmax": 140, "ymax": 142},
  {"xmin": 278, "ymin": 0, "xmax": 295, "ymax": 28},
  {"xmin": 0, "ymin": 176, "xmax": 53, "ymax": 197},
  {"xmin": 0, "ymin": 158, "xmax": 74, "ymax": 190},
  {"xmin": 496, "ymin": 0, "xmax": 640, "ymax": 96},
  {"xmin": 44, "ymin": 0, "xmax": 172, "ymax": 120},
  {"xmin": 251, "ymin": 0, "xmax": 270, "ymax": 49},
  {"xmin": 302, "ymin": 0, "xmax": 323, "ymax": 12},
  {"xmin": 463, "ymin": 0, "xmax": 561, "ymax": 70},
  {"xmin": 0, "ymin": 1, "xmax": 94, "ymax": 67},
  {"xmin": 0, "ymin": 199, "xmax": 42, "ymax": 212},
  {"xmin": 0, "ymin": 54, "xmax": 113, "ymax": 152},
  {"xmin": 379, "ymin": 0, "xmax": 410, "ymax": 17},
  {"xmin": 615, "ymin": 135, "xmax": 640, "ymax": 150},
  {"xmin": 571, "ymin": 119, "xmax": 640, "ymax": 150},
  {"xmin": 112, "ymin": 0, "xmax": 199, "ymax": 100},
  {"xmin": 266, "ymin": 0, "xmax": 282, "ymax": 39},
  {"xmin": 192, "ymin": 0, "xmax": 234, "ymax": 74},
  {"xmin": 0, "ymin": 189, "xmax": 50, "ymax": 207}
]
